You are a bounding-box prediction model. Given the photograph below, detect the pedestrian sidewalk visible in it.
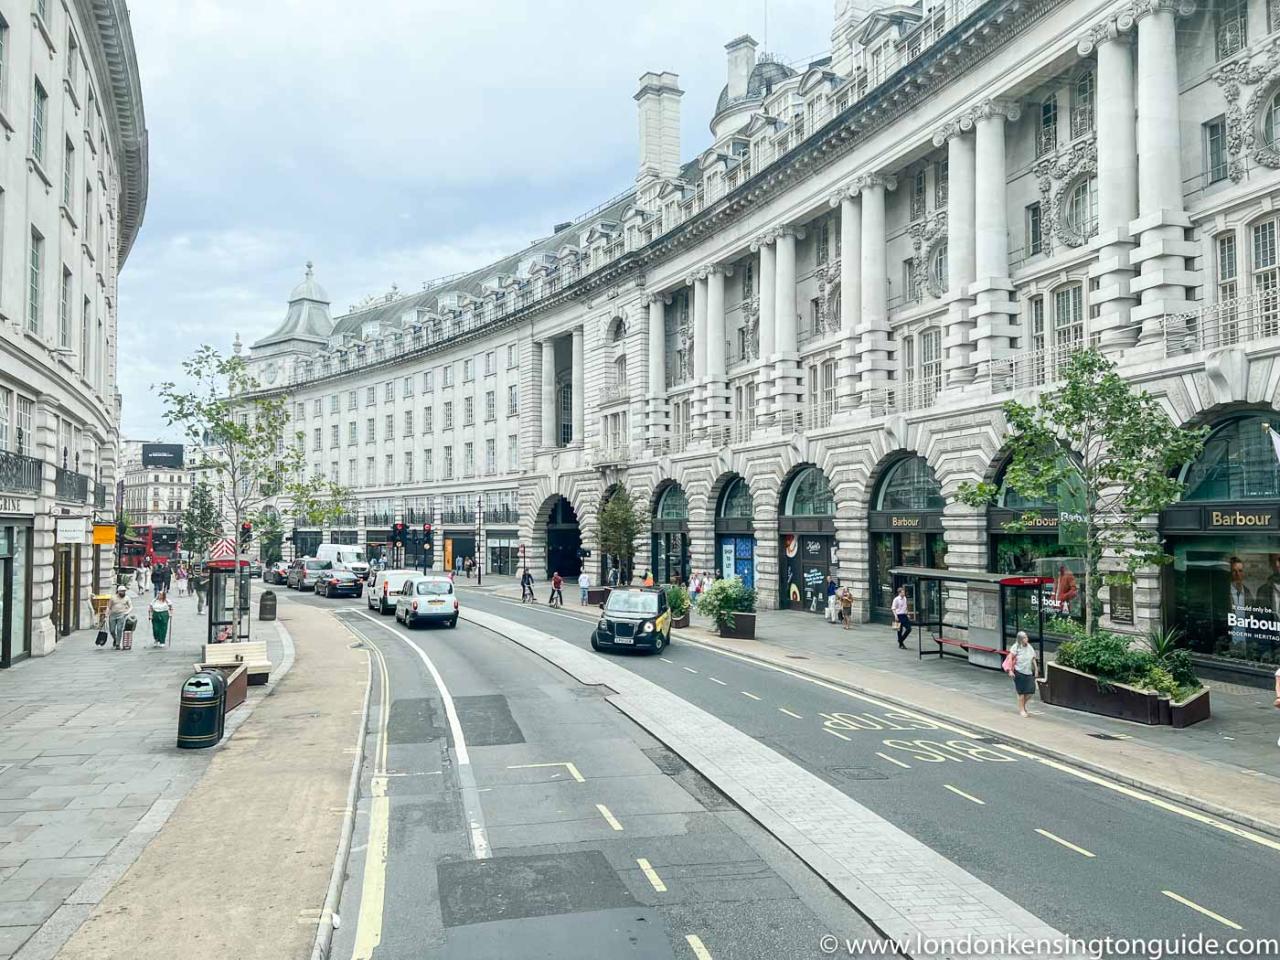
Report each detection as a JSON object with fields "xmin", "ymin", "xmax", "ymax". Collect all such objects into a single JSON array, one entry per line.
[
  {"xmin": 479, "ymin": 581, "xmax": 1280, "ymax": 835},
  {"xmin": 0, "ymin": 587, "xmax": 289, "ymax": 960}
]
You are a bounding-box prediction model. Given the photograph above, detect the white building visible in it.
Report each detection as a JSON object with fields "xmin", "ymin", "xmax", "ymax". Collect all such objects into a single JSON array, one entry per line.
[
  {"xmin": 120, "ymin": 441, "xmax": 193, "ymax": 528},
  {"xmin": 0, "ymin": 0, "xmax": 146, "ymax": 660},
  {"xmin": 249, "ymin": 0, "xmax": 1280, "ymax": 680}
]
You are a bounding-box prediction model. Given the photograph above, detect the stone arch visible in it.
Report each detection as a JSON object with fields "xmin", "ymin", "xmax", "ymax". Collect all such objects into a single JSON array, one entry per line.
[{"xmin": 709, "ymin": 471, "xmax": 759, "ymax": 586}]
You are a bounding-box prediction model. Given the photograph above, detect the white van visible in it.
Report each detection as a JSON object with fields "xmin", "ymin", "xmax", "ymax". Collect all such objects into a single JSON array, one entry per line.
[{"xmin": 315, "ymin": 543, "xmax": 370, "ymax": 578}]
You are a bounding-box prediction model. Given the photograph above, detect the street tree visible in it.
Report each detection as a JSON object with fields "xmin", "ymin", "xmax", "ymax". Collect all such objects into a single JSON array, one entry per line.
[
  {"xmin": 597, "ymin": 487, "xmax": 642, "ymax": 583},
  {"xmin": 959, "ymin": 349, "xmax": 1206, "ymax": 633},
  {"xmin": 158, "ymin": 346, "xmax": 350, "ymax": 636},
  {"xmin": 178, "ymin": 479, "xmax": 221, "ymax": 559}
]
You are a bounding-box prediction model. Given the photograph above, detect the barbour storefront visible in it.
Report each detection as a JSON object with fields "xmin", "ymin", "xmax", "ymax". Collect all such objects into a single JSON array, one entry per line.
[{"xmin": 869, "ymin": 456, "xmax": 946, "ymax": 622}]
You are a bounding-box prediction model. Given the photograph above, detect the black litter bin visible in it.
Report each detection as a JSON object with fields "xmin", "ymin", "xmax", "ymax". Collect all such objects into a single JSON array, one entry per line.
[
  {"xmin": 177, "ymin": 671, "xmax": 226, "ymax": 749},
  {"xmin": 259, "ymin": 589, "xmax": 277, "ymax": 622}
]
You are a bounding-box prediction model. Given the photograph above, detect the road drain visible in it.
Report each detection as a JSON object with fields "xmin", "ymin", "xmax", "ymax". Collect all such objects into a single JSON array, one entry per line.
[{"xmin": 831, "ymin": 766, "xmax": 889, "ymax": 781}]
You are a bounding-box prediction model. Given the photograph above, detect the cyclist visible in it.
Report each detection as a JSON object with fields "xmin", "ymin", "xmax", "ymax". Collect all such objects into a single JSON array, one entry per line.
[
  {"xmin": 549, "ymin": 571, "xmax": 564, "ymax": 607},
  {"xmin": 520, "ymin": 568, "xmax": 536, "ymax": 604}
]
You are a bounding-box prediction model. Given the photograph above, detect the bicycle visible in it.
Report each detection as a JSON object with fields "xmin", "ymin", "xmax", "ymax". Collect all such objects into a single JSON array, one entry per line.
[
  {"xmin": 521, "ymin": 584, "xmax": 536, "ymax": 604},
  {"xmin": 549, "ymin": 589, "xmax": 563, "ymax": 608}
]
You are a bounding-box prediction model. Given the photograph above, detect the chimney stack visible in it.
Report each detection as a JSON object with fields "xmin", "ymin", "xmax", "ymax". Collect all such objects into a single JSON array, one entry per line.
[
  {"xmin": 725, "ymin": 35, "xmax": 758, "ymax": 101},
  {"xmin": 635, "ymin": 71, "xmax": 683, "ymax": 186}
]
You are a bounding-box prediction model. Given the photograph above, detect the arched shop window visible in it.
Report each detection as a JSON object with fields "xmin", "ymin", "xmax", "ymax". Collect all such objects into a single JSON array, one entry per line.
[
  {"xmin": 652, "ymin": 484, "xmax": 690, "ymax": 586},
  {"xmin": 783, "ymin": 466, "xmax": 835, "ymax": 516},
  {"xmin": 1164, "ymin": 414, "xmax": 1280, "ymax": 667},
  {"xmin": 869, "ymin": 456, "xmax": 946, "ymax": 621},
  {"xmin": 656, "ymin": 484, "xmax": 689, "ymax": 519},
  {"xmin": 719, "ymin": 477, "xmax": 753, "ymax": 519},
  {"xmin": 716, "ymin": 476, "xmax": 756, "ymax": 588},
  {"xmin": 875, "ymin": 456, "xmax": 944, "ymax": 512}
]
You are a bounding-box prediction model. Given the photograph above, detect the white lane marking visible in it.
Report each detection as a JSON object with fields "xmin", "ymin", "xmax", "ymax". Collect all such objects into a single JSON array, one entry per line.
[
  {"xmin": 596, "ymin": 803, "xmax": 624, "ymax": 831},
  {"xmin": 708, "ymin": 677, "xmax": 728, "ymax": 686},
  {"xmin": 636, "ymin": 857, "xmax": 667, "ymax": 893},
  {"xmin": 944, "ymin": 784, "xmax": 986, "ymax": 806},
  {"xmin": 1161, "ymin": 891, "xmax": 1242, "ymax": 930},
  {"xmin": 682, "ymin": 666, "xmax": 698, "ymax": 674},
  {"xmin": 686, "ymin": 934, "xmax": 715, "ymax": 960},
  {"xmin": 825, "ymin": 729, "xmax": 852, "ymax": 742},
  {"xmin": 1035, "ymin": 828, "xmax": 1096, "ymax": 858},
  {"xmin": 740, "ymin": 691, "xmax": 762, "ymax": 701},
  {"xmin": 660, "ymin": 657, "xmax": 674, "ymax": 664},
  {"xmin": 507, "ymin": 761, "xmax": 586, "ymax": 783},
  {"xmin": 876, "ymin": 751, "xmax": 911, "ymax": 769},
  {"xmin": 778, "ymin": 708, "xmax": 804, "ymax": 720},
  {"xmin": 353, "ymin": 611, "xmax": 490, "ymax": 859}
]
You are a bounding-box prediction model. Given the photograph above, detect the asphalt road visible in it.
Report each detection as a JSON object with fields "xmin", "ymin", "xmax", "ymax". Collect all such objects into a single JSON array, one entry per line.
[
  {"xmin": 452, "ymin": 589, "xmax": 1280, "ymax": 945},
  {"xmin": 278, "ymin": 589, "xmax": 880, "ymax": 960}
]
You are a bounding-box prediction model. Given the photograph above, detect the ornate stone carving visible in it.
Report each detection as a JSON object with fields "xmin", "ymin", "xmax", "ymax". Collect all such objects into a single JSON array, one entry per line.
[
  {"xmin": 1032, "ymin": 137, "xmax": 1098, "ymax": 253},
  {"xmin": 857, "ymin": 172, "xmax": 898, "ymax": 192},
  {"xmin": 972, "ymin": 98, "xmax": 1022, "ymax": 124},
  {"xmin": 740, "ymin": 295, "xmax": 760, "ymax": 359},
  {"xmin": 1212, "ymin": 38, "xmax": 1280, "ymax": 179},
  {"xmin": 908, "ymin": 212, "xmax": 948, "ymax": 300},
  {"xmin": 815, "ymin": 260, "xmax": 843, "ymax": 333},
  {"xmin": 931, "ymin": 112, "xmax": 975, "ymax": 146}
]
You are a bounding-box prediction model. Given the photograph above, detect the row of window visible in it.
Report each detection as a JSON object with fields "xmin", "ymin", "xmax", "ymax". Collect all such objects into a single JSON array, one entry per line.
[
  {"xmin": 319, "ymin": 435, "xmax": 520, "ymax": 487},
  {"xmin": 307, "ymin": 388, "xmax": 519, "ymax": 450}
]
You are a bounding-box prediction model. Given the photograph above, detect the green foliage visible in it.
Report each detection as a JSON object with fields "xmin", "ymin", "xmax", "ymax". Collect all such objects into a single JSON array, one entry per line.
[
  {"xmin": 178, "ymin": 480, "xmax": 221, "ymax": 558},
  {"xmin": 1144, "ymin": 625, "xmax": 1183, "ymax": 661},
  {"xmin": 1053, "ymin": 618, "xmax": 1200, "ymax": 697},
  {"xmin": 696, "ymin": 578, "xmax": 757, "ymax": 631},
  {"xmin": 957, "ymin": 350, "xmax": 1207, "ymax": 633},
  {"xmin": 664, "ymin": 584, "xmax": 691, "ymax": 619},
  {"xmin": 598, "ymin": 489, "xmax": 642, "ymax": 578},
  {"xmin": 115, "ymin": 510, "xmax": 136, "ymax": 543}
]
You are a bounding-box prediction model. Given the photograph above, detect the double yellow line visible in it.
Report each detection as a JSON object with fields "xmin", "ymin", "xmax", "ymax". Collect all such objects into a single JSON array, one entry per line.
[{"xmin": 351, "ymin": 637, "xmax": 392, "ymax": 960}]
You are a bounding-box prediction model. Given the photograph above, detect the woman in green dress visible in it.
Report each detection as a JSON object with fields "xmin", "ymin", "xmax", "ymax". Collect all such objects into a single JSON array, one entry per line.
[{"xmin": 149, "ymin": 590, "xmax": 173, "ymax": 647}]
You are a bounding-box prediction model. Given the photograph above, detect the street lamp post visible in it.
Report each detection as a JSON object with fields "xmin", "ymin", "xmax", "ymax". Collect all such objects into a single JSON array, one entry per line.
[{"xmin": 475, "ymin": 493, "xmax": 483, "ymax": 586}]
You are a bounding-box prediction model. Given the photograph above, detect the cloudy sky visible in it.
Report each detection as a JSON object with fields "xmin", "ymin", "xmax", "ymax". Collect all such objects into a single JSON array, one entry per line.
[{"xmin": 119, "ymin": 0, "xmax": 835, "ymax": 440}]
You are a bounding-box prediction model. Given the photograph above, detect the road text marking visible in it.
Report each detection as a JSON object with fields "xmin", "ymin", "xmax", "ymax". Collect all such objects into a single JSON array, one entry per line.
[
  {"xmin": 686, "ymin": 934, "xmax": 714, "ymax": 960},
  {"xmin": 1162, "ymin": 891, "xmax": 1242, "ymax": 930},
  {"xmin": 778, "ymin": 708, "xmax": 804, "ymax": 719},
  {"xmin": 944, "ymin": 784, "xmax": 986, "ymax": 806},
  {"xmin": 596, "ymin": 803, "xmax": 624, "ymax": 831},
  {"xmin": 1035, "ymin": 828, "xmax": 1095, "ymax": 858},
  {"xmin": 876, "ymin": 751, "xmax": 911, "ymax": 769},
  {"xmin": 825, "ymin": 729, "xmax": 852, "ymax": 742},
  {"xmin": 636, "ymin": 857, "xmax": 667, "ymax": 893},
  {"xmin": 507, "ymin": 761, "xmax": 585, "ymax": 783},
  {"xmin": 741, "ymin": 691, "xmax": 762, "ymax": 701}
]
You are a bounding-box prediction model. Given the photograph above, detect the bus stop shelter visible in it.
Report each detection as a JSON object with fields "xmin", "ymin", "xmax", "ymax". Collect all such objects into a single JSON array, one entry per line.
[{"xmin": 889, "ymin": 566, "xmax": 1050, "ymax": 673}]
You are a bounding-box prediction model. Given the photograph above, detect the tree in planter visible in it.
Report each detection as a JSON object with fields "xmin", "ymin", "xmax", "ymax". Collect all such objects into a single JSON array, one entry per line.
[
  {"xmin": 158, "ymin": 346, "xmax": 351, "ymax": 638},
  {"xmin": 178, "ymin": 480, "xmax": 222, "ymax": 560},
  {"xmin": 696, "ymin": 578, "xmax": 757, "ymax": 633},
  {"xmin": 959, "ymin": 349, "xmax": 1206, "ymax": 633},
  {"xmin": 597, "ymin": 488, "xmax": 642, "ymax": 584},
  {"xmin": 665, "ymin": 584, "xmax": 691, "ymax": 621}
]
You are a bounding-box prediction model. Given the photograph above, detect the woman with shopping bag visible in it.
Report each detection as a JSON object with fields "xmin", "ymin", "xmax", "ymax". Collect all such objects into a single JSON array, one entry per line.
[{"xmin": 1004, "ymin": 631, "xmax": 1038, "ymax": 718}]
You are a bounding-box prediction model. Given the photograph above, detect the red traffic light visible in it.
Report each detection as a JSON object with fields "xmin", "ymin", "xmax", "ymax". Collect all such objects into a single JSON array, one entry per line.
[{"xmin": 241, "ymin": 522, "xmax": 252, "ymax": 531}]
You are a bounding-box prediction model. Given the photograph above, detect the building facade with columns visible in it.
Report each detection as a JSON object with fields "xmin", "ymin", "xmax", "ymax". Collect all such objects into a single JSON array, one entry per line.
[
  {"xmin": 250, "ymin": 0, "xmax": 1280, "ymax": 676},
  {"xmin": 0, "ymin": 1, "xmax": 147, "ymax": 661}
]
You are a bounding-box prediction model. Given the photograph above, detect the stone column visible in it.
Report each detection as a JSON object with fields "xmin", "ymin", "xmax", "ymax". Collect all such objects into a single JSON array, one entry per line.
[
  {"xmin": 772, "ymin": 227, "xmax": 803, "ymax": 421},
  {"xmin": 935, "ymin": 119, "xmax": 977, "ymax": 385},
  {"xmin": 704, "ymin": 266, "xmax": 729, "ymax": 436},
  {"xmin": 968, "ymin": 100, "xmax": 1021, "ymax": 375},
  {"xmin": 689, "ymin": 273, "xmax": 708, "ymax": 434},
  {"xmin": 831, "ymin": 189, "xmax": 862, "ymax": 406},
  {"xmin": 1082, "ymin": 23, "xmax": 1140, "ymax": 351},
  {"xmin": 856, "ymin": 175, "xmax": 896, "ymax": 392},
  {"xmin": 646, "ymin": 294, "xmax": 668, "ymax": 445},
  {"xmin": 30, "ymin": 402, "xmax": 58, "ymax": 656},
  {"xmin": 540, "ymin": 339, "xmax": 556, "ymax": 448},
  {"xmin": 571, "ymin": 326, "xmax": 584, "ymax": 446},
  {"xmin": 1132, "ymin": 2, "xmax": 1199, "ymax": 346},
  {"xmin": 752, "ymin": 234, "xmax": 777, "ymax": 420}
]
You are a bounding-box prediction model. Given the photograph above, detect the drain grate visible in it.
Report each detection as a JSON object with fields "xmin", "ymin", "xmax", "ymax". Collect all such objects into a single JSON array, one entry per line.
[
  {"xmin": 972, "ymin": 736, "xmax": 1002, "ymax": 744},
  {"xmin": 785, "ymin": 654, "xmax": 810, "ymax": 660},
  {"xmin": 831, "ymin": 766, "xmax": 889, "ymax": 781},
  {"xmin": 1088, "ymin": 732, "xmax": 1133, "ymax": 741}
]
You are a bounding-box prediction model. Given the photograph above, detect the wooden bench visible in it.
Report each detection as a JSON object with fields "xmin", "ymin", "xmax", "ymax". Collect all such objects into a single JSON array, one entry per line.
[
  {"xmin": 197, "ymin": 641, "xmax": 271, "ymax": 686},
  {"xmin": 926, "ymin": 635, "xmax": 1006, "ymax": 670},
  {"xmin": 196, "ymin": 663, "xmax": 248, "ymax": 711}
]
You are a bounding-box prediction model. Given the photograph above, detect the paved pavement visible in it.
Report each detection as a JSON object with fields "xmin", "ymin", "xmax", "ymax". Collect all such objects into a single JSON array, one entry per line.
[
  {"xmin": 0, "ymin": 585, "xmax": 288, "ymax": 960},
  {"xmin": 457, "ymin": 589, "xmax": 1280, "ymax": 945}
]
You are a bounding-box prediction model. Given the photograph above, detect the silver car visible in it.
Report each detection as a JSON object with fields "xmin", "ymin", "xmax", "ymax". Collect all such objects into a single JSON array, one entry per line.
[
  {"xmin": 394, "ymin": 575, "xmax": 459, "ymax": 628},
  {"xmin": 367, "ymin": 569, "xmax": 419, "ymax": 614}
]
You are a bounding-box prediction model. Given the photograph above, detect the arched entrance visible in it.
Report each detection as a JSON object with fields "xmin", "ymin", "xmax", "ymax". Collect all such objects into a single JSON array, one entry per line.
[
  {"xmin": 868, "ymin": 455, "xmax": 946, "ymax": 622},
  {"xmin": 715, "ymin": 475, "xmax": 755, "ymax": 588},
  {"xmin": 1162, "ymin": 412, "xmax": 1280, "ymax": 666},
  {"xmin": 598, "ymin": 484, "xmax": 631, "ymax": 584},
  {"xmin": 651, "ymin": 483, "xmax": 690, "ymax": 585},
  {"xmin": 544, "ymin": 495, "xmax": 582, "ymax": 579},
  {"xmin": 778, "ymin": 465, "xmax": 836, "ymax": 613}
]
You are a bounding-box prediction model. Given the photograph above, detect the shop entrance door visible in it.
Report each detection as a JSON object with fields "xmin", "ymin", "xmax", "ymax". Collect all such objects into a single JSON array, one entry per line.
[{"xmin": 52, "ymin": 546, "xmax": 74, "ymax": 637}]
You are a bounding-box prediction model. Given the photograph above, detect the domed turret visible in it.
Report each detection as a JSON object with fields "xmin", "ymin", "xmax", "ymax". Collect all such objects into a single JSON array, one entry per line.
[{"xmin": 251, "ymin": 261, "xmax": 335, "ymax": 349}]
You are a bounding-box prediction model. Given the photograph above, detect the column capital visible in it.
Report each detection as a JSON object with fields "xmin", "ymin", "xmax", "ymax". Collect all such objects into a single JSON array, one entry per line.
[
  {"xmin": 644, "ymin": 291, "xmax": 671, "ymax": 305},
  {"xmin": 931, "ymin": 113, "xmax": 975, "ymax": 147},
  {"xmin": 856, "ymin": 172, "xmax": 898, "ymax": 193},
  {"xmin": 684, "ymin": 269, "xmax": 709, "ymax": 286},
  {"xmin": 776, "ymin": 224, "xmax": 806, "ymax": 241},
  {"xmin": 1077, "ymin": 14, "xmax": 1133, "ymax": 53},
  {"xmin": 1129, "ymin": 0, "xmax": 1196, "ymax": 24},
  {"xmin": 750, "ymin": 228, "xmax": 780, "ymax": 251},
  {"xmin": 827, "ymin": 183, "xmax": 861, "ymax": 207},
  {"xmin": 972, "ymin": 98, "xmax": 1021, "ymax": 124}
]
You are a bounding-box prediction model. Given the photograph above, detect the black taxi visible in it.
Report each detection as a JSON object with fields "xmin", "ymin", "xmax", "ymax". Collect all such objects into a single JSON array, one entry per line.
[{"xmin": 591, "ymin": 587, "xmax": 672, "ymax": 654}]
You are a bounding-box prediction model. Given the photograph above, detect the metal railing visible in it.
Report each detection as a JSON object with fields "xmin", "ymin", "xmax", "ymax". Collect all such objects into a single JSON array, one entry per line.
[
  {"xmin": 706, "ymin": 419, "xmax": 756, "ymax": 448},
  {"xmin": 591, "ymin": 441, "xmax": 630, "ymax": 465},
  {"xmin": 441, "ymin": 509, "xmax": 475, "ymax": 524},
  {"xmin": 483, "ymin": 505, "xmax": 519, "ymax": 524},
  {"xmin": 856, "ymin": 379, "xmax": 941, "ymax": 415},
  {"xmin": 0, "ymin": 450, "xmax": 42, "ymax": 494},
  {"xmin": 652, "ymin": 432, "xmax": 690, "ymax": 456},
  {"xmin": 774, "ymin": 400, "xmax": 840, "ymax": 434},
  {"xmin": 1166, "ymin": 294, "xmax": 1280, "ymax": 356},
  {"xmin": 55, "ymin": 466, "xmax": 89, "ymax": 503},
  {"xmin": 989, "ymin": 345, "xmax": 1082, "ymax": 392},
  {"xmin": 93, "ymin": 481, "xmax": 107, "ymax": 509}
]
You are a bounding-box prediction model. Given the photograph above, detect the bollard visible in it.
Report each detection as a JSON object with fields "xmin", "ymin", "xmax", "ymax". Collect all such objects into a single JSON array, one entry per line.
[{"xmin": 258, "ymin": 589, "xmax": 277, "ymax": 622}]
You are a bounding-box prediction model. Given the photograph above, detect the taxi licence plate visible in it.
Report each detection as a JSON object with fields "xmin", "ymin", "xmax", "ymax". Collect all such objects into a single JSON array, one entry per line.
[
  {"xmin": 428, "ymin": 600, "xmax": 445, "ymax": 605},
  {"xmin": 613, "ymin": 635, "xmax": 633, "ymax": 644}
]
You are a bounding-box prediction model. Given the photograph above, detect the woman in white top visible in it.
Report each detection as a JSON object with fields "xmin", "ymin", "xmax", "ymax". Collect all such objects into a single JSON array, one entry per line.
[
  {"xmin": 891, "ymin": 587, "xmax": 911, "ymax": 649},
  {"xmin": 149, "ymin": 590, "xmax": 174, "ymax": 647},
  {"xmin": 1007, "ymin": 630, "xmax": 1039, "ymax": 718}
]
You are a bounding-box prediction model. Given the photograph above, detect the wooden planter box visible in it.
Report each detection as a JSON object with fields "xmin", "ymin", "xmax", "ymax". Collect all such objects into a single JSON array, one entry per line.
[
  {"xmin": 671, "ymin": 613, "xmax": 690, "ymax": 629},
  {"xmin": 718, "ymin": 613, "xmax": 756, "ymax": 640},
  {"xmin": 586, "ymin": 587, "xmax": 610, "ymax": 606},
  {"xmin": 1038, "ymin": 663, "xmax": 1211, "ymax": 727}
]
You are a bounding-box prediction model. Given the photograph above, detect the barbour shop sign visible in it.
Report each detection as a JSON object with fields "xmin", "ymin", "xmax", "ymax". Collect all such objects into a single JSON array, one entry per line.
[
  {"xmin": 1207, "ymin": 510, "xmax": 1277, "ymax": 529},
  {"xmin": 890, "ymin": 516, "xmax": 921, "ymax": 528}
]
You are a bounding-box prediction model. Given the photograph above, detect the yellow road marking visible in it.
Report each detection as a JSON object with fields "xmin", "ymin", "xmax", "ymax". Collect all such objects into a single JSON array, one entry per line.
[
  {"xmin": 944, "ymin": 784, "xmax": 986, "ymax": 806},
  {"xmin": 507, "ymin": 761, "xmax": 586, "ymax": 783},
  {"xmin": 636, "ymin": 857, "xmax": 667, "ymax": 893},
  {"xmin": 351, "ymin": 638, "xmax": 392, "ymax": 960},
  {"xmin": 686, "ymin": 934, "xmax": 714, "ymax": 960},
  {"xmin": 1035, "ymin": 828, "xmax": 1095, "ymax": 858},
  {"xmin": 708, "ymin": 677, "xmax": 727, "ymax": 686},
  {"xmin": 596, "ymin": 803, "xmax": 624, "ymax": 831},
  {"xmin": 1162, "ymin": 891, "xmax": 1242, "ymax": 930},
  {"xmin": 778, "ymin": 708, "xmax": 804, "ymax": 719},
  {"xmin": 876, "ymin": 751, "xmax": 911, "ymax": 769},
  {"xmin": 825, "ymin": 728, "xmax": 852, "ymax": 742},
  {"xmin": 741, "ymin": 691, "xmax": 762, "ymax": 701}
]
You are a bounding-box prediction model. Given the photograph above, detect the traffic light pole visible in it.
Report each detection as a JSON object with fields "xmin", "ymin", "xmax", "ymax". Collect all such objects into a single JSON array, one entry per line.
[{"xmin": 475, "ymin": 494, "xmax": 483, "ymax": 587}]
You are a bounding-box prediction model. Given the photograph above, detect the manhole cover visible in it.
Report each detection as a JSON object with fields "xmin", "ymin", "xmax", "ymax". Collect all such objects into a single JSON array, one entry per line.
[
  {"xmin": 831, "ymin": 766, "xmax": 889, "ymax": 781},
  {"xmin": 785, "ymin": 655, "xmax": 809, "ymax": 660}
]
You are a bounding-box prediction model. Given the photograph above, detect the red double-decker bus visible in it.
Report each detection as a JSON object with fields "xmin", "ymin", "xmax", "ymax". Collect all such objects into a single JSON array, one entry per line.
[{"xmin": 119, "ymin": 525, "xmax": 181, "ymax": 568}]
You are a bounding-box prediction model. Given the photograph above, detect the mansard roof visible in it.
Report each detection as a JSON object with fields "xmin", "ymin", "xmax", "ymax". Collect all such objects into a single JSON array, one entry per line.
[{"xmin": 252, "ymin": 262, "xmax": 334, "ymax": 349}]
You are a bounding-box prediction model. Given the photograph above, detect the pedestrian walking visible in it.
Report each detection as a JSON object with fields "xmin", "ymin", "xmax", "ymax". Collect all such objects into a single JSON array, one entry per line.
[
  {"xmin": 149, "ymin": 590, "xmax": 174, "ymax": 647},
  {"xmin": 549, "ymin": 571, "xmax": 564, "ymax": 607},
  {"xmin": 837, "ymin": 584, "xmax": 853, "ymax": 630},
  {"xmin": 578, "ymin": 570, "xmax": 590, "ymax": 605},
  {"xmin": 134, "ymin": 565, "xmax": 146, "ymax": 596},
  {"xmin": 608, "ymin": 565, "xmax": 619, "ymax": 587},
  {"xmin": 192, "ymin": 567, "xmax": 208, "ymax": 615},
  {"xmin": 642, "ymin": 570, "xmax": 654, "ymax": 587},
  {"xmin": 105, "ymin": 586, "xmax": 133, "ymax": 650},
  {"xmin": 174, "ymin": 564, "xmax": 188, "ymax": 597},
  {"xmin": 520, "ymin": 567, "xmax": 536, "ymax": 603},
  {"xmin": 892, "ymin": 586, "xmax": 911, "ymax": 649},
  {"xmin": 150, "ymin": 563, "xmax": 164, "ymax": 598},
  {"xmin": 1004, "ymin": 630, "xmax": 1039, "ymax": 718},
  {"xmin": 466, "ymin": 556, "xmax": 474, "ymax": 580},
  {"xmin": 825, "ymin": 576, "xmax": 839, "ymax": 623},
  {"xmin": 161, "ymin": 562, "xmax": 173, "ymax": 595}
]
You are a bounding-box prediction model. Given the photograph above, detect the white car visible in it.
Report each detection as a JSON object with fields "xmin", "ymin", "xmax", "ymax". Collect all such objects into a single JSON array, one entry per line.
[
  {"xmin": 367, "ymin": 569, "xmax": 419, "ymax": 615},
  {"xmin": 394, "ymin": 575, "xmax": 459, "ymax": 628}
]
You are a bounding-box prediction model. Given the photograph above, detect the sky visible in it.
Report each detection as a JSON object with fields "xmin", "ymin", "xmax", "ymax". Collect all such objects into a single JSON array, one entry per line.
[{"xmin": 118, "ymin": 0, "xmax": 837, "ymax": 440}]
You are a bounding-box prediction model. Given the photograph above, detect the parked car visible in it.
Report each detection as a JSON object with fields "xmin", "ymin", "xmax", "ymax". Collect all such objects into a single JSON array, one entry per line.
[
  {"xmin": 394, "ymin": 575, "xmax": 459, "ymax": 628},
  {"xmin": 591, "ymin": 587, "xmax": 671, "ymax": 654},
  {"xmin": 367, "ymin": 569, "xmax": 419, "ymax": 614},
  {"xmin": 264, "ymin": 561, "xmax": 290, "ymax": 585},
  {"xmin": 287, "ymin": 558, "xmax": 333, "ymax": 591},
  {"xmin": 315, "ymin": 568, "xmax": 364, "ymax": 599},
  {"xmin": 249, "ymin": 560, "xmax": 263, "ymax": 578}
]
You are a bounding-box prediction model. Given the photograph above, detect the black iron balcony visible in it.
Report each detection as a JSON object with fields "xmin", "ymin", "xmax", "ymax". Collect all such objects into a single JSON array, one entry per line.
[
  {"xmin": 483, "ymin": 505, "xmax": 518, "ymax": 524},
  {"xmin": 93, "ymin": 481, "xmax": 107, "ymax": 509},
  {"xmin": 0, "ymin": 450, "xmax": 42, "ymax": 494},
  {"xmin": 55, "ymin": 466, "xmax": 89, "ymax": 503},
  {"xmin": 441, "ymin": 509, "xmax": 475, "ymax": 525}
]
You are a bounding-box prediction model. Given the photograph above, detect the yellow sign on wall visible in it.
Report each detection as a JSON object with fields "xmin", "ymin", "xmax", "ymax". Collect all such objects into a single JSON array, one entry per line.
[{"xmin": 92, "ymin": 524, "xmax": 115, "ymax": 546}]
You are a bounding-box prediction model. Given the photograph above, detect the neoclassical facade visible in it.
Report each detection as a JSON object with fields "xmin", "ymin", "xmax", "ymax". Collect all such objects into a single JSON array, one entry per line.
[
  {"xmin": 250, "ymin": 0, "xmax": 1280, "ymax": 675},
  {"xmin": 0, "ymin": 0, "xmax": 147, "ymax": 660}
]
